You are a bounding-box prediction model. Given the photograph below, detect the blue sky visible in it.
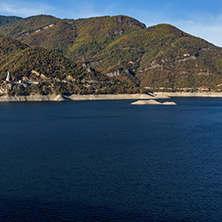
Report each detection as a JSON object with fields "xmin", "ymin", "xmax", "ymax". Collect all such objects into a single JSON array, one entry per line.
[{"xmin": 0, "ymin": 0, "xmax": 222, "ymax": 46}]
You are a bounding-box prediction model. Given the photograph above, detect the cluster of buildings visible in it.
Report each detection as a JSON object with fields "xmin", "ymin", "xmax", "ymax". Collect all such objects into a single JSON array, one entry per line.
[{"xmin": 0, "ymin": 71, "xmax": 40, "ymax": 94}]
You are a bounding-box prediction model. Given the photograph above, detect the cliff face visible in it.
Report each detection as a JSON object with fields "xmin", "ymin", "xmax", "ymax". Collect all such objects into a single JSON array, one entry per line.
[{"xmin": 1, "ymin": 14, "xmax": 222, "ymax": 93}]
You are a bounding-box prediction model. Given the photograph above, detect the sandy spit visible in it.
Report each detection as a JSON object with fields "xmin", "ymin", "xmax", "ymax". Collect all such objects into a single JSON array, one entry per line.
[{"xmin": 131, "ymin": 100, "xmax": 177, "ymax": 105}]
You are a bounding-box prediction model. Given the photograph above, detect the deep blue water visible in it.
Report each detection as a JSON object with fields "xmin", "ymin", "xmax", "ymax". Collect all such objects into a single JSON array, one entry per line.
[{"xmin": 1, "ymin": 98, "xmax": 222, "ymax": 221}]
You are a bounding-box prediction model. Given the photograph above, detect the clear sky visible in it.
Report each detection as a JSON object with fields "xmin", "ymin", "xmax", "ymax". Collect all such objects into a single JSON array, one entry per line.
[{"xmin": 0, "ymin": 0, "xmax": 222, "ymax": 47}]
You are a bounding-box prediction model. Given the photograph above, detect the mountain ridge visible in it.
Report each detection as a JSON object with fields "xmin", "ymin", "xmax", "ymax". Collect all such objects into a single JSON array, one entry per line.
[
  {"xmin": 0, "ymin": 15, "xmax": 22, "ymax": 26},
  {"xmin": 1, "ymin": 14, "xmax": 222, "ymax": 94}
]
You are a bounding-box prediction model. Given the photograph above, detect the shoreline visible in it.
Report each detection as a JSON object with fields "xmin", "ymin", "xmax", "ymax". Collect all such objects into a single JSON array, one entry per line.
[
  {"xmin": 1, "ymin": 92, "xmax": 222, "ymax": 102},
  {"xmin": 0, "ymin": 94, "xmax": 168, "ymax": 102},
  {"xmin": 155, "ymin": 92, "xmax": 222, "ymax": 98}
]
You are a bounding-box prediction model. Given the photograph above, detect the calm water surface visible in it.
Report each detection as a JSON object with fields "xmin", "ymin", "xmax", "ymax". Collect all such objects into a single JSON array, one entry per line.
[{"xmin": 0, "ymin": 98, "xmax": 222, "ymax": 221}]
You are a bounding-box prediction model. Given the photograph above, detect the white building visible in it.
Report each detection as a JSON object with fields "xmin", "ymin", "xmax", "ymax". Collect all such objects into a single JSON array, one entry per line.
[{"xmin": 6, "ymin": 72, "xmax": 10, "ymax": 82}]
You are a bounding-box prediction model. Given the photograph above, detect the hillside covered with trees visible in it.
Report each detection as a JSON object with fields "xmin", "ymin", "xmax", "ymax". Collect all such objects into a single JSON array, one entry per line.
[
  {"xmin": 1, "ymin": 14, "xmax": 222, "ymax": 94},
  {"xmin": 0, "ymin": 36, "xmax": 143, "ymax": 95}
]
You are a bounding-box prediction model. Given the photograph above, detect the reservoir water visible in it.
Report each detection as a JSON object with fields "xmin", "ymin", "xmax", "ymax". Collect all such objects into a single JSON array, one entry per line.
[{"xmin": 0, "ymin": 98, "xmax": 222, "ymax": 221}]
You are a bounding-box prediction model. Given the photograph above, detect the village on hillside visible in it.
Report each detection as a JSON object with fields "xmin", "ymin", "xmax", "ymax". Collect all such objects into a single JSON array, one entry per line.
[{"xmin": 0, "ymin": 71, "xmax": 52, "ymax": 95}]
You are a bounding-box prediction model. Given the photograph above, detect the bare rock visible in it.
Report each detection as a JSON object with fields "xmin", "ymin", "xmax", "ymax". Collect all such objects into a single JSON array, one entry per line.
[{"xmin": 131, "ymin": 100, "xmax": 177, "ymax": 105}]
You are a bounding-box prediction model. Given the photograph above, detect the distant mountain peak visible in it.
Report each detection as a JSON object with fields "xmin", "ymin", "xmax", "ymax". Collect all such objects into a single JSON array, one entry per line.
[{"xmin": 112, "ymin": 15, "xmax": 146, "ymax": 29}]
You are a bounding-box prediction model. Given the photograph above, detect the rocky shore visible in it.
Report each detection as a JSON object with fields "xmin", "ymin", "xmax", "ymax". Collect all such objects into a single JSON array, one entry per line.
[
  {"xmin": 0, "ymin": 93, "xmax": 168, "ymax": 102},
  {"xmin": 1, "ymin": 92, "xmax": 222, "ymax": 102},
  {"xmin": 67, "ymin": 94, "xmax": 169, "ymax": 101},
  {"xmin": 0, "ymin": 94, "xmax": 65, "ymax": 102},
  {"xmin": 155, "ymin": 92, "xmax": 222, "ymax": 97}
]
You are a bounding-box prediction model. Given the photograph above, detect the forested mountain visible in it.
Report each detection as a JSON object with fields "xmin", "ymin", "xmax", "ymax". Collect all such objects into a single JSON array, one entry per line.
[
  {"xmin": 0, "ymin": 15, "xmax": 22, "ymax": 26},
  {"xmin": 0, "ymin": 36, "xmax": 141, "ymax": 95},
  {"xmin": 1, "ymin": 14, "xmax": 222, "ymax": 93}
]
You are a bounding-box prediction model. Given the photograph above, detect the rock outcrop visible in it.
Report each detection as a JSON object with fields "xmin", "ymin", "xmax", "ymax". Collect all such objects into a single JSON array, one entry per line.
[{"xmin": 0, "ymin": 94, "xmax": 66, "ymax": 102}]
